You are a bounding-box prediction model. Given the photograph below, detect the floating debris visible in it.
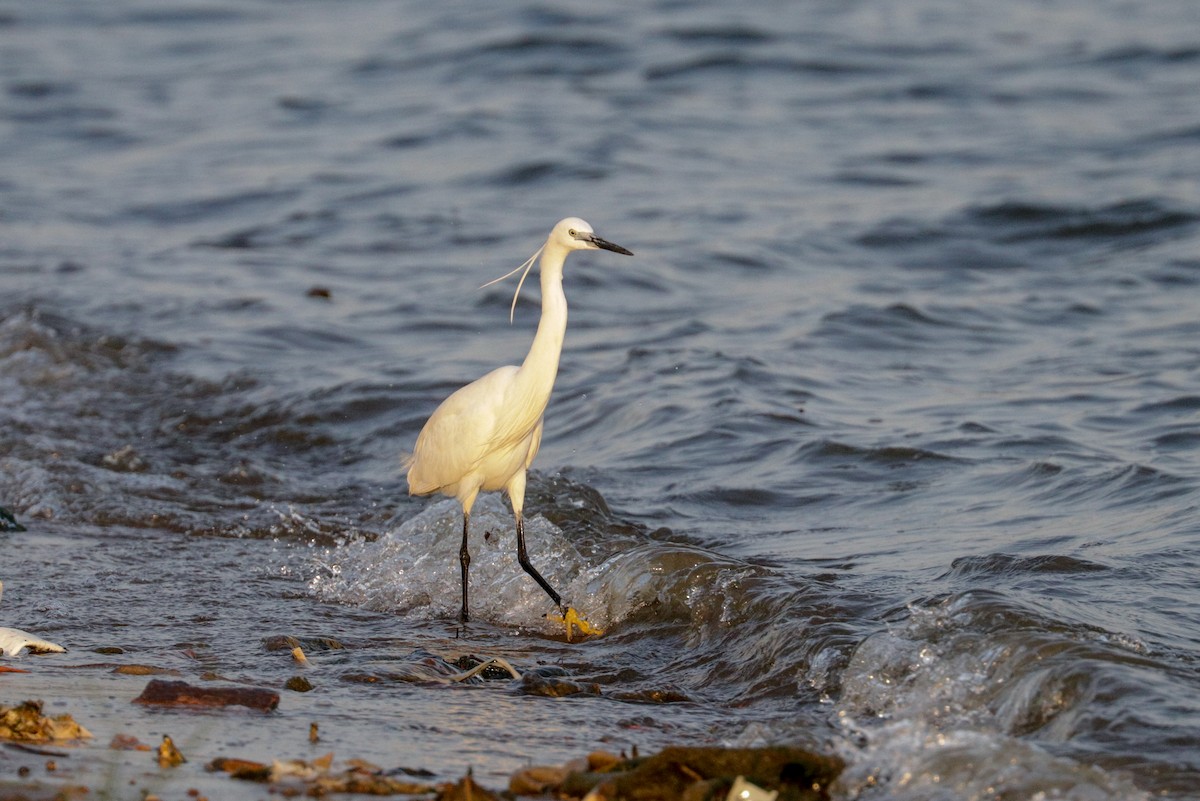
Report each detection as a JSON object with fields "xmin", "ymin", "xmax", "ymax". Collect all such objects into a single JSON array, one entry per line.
[
  {"xmin": 356, "ymin": 652, "xmax": 527, "ymax": 686},
  {"xmin": 510, "ymin": 764, "xmax": 571, "ymax": 795},
  {"xmin": 511, "ymin": 751, "xmax": 623, "ymax": 799},
  {"xmin": 444, "ymin": 656, "xmax": 521, "ymax": 683},
  {"xmin": 209, "ymin": 752, "xmax": 435, "ymax": 795},
  {"xmin": 158, "ymin": 734, "xmax": 186, "ymax": 768},
  {"xmin": 587, "ymin": 752, "xmax": 623, "ymax": 772},
  {"xmin": 100, "ymin": 444, "xmax": 148, "ymax": 472},
  {"xmin": 507, "ymin": 746, "xmax": 843, "ymax": 801},
  {"xmin": 728, "ymin": 776, "xmax": 779, "ymax": 801},
  {"xmin": 438, "ymin": 771, "xmax": 499, "ymax": 801},
  {"xmin": 5, "ymin": 741, "xmax": 68, "ymax": 758},
  {"xmin": 200, "ymin": 746, "xmax": 842, "ymax": 800},
  {"xmin": 208, "ymin": 756, "xmax": 272, "ymax": 782},
  {"xmin": 546, "ymin": 607, "xmax": 604, "ymax": 642},
  {"xmin": 132, "ymin": 679, "xmax": 280, "ymax": 712},
  {"xmin": 0, "ymin": 581, "xmax": 67, "ymax": 657},
  {"xmin": 0, "ymin": 701, "xmax": 92, "ymax": 743}
]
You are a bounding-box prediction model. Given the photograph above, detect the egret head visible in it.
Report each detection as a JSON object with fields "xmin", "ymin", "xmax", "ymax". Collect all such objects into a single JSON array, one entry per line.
[
  {"xmin": 481, "ymin": 217, "xmax": 633, "ymax": 322},
  {"xmin": 552, "ymin": 217, "xmax": 634, "ymax": 256}
]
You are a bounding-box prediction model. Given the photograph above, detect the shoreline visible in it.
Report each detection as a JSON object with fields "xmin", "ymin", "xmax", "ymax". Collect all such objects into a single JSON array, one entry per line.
[{"xmin": 1, "ymin": 672, "xmax": 843, "ymax": 801}]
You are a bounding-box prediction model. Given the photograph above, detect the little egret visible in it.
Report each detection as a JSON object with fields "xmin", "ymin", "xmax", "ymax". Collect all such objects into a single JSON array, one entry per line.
[{"xmin": 406, "ymin": 217, "xmax": 632, "ymax": 638}]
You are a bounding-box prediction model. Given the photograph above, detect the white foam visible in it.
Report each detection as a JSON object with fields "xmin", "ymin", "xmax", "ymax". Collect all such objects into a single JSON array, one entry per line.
[
  {"xmin": 833, "ymin": 716, "xmax": 1148, "ymax": 801},
  {"xmin": 831, "ymin": 598, "xmax": 1151, "ymax": 800}
]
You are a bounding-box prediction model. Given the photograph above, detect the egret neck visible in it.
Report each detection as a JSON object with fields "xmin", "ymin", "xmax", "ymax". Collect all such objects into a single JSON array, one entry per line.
[{"xmin": 513, "ymin": 244, "xmax": 568, "ymax": 420}]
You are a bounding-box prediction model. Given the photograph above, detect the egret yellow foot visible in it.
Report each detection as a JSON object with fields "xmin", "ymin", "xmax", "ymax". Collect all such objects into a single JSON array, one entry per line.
[{"xmin": 547, "ymin": 607, "xmax": 603, "ymax": 642}]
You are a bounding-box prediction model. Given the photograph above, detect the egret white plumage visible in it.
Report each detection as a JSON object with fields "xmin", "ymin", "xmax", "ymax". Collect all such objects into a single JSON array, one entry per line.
[{"xmin": 406, "ymin": 217, "xmax": 632, "ymax": 638}]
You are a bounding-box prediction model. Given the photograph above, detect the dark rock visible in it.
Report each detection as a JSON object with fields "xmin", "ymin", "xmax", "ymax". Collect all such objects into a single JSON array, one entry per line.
[
  {"xmin": 0, "ymin": 506, "xmax": 25, "ymax": 532},
  {"xmin": 262, "ymin": 634, "xmax": 344, "ymax": 652},
  {"xmin": 285, "ymin": 676, "xmax": 314, "ymax": 692},
  {"xmin": 132, "ymin": 680, "xmax": 279, "ymax": 712},
  {"xmin": 519, "ymin": 671, "xmax": 601, "ymax": 698}
]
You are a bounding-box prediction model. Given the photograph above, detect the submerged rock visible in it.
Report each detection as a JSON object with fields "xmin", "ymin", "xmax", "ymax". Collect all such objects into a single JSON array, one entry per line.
[
  {"xmin": 263, "ymin": 633, "xmax": 345, "ymax": 652},
  {"xmin": 108, "ymin": 733, "xmax": 153, "ymax": 751},
  {"xmin": 285, "ymin": 675, "xmax": 314, "ymax": 692},
  {"xmin": 519, "ymin": 670, "xmax": 601, "ymax": 697},
  {"xmin": 112, "ymin": 664, "xmax": 180, "ymax": 676},
  {"xmin": 132, "ymin": 679, "xmax": 280, "ymax": 711}
]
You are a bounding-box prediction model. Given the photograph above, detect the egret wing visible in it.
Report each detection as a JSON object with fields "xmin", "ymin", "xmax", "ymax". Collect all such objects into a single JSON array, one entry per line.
[{"xmin": 407, "ymin": 366, "xmax": 518, "ymax": 496}]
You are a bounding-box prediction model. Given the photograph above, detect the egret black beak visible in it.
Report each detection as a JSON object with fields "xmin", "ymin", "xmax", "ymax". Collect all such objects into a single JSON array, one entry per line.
[{"xmin": 585, "ymin": 234, "xmax": 634, "ymax": 256}]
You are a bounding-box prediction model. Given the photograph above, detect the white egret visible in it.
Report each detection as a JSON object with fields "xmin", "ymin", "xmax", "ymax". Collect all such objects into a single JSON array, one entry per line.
[{"xmin": 406, "ymin": 217, "xmax": 632, "ymax": 638}]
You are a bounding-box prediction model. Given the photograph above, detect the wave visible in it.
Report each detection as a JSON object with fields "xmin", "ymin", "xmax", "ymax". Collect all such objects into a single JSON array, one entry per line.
[{"xmin": 833, "ymin": 590, "xmax": 1184, "ymax": 798}]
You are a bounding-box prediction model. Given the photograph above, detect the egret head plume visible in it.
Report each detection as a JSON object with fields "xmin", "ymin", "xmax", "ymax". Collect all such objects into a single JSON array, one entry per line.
[{"xmin": 480, "ymin": 245, "xmax": 544, "ymax": 324}]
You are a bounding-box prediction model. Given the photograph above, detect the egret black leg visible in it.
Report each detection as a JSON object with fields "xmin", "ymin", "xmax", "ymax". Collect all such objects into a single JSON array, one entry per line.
[
  {"xmin": 459, "ymin": 512, "xmax": 471, "ymax": 623},
  {"xmin": 515, "ymin": 514, "xmax": 563, "ymax": 611}
]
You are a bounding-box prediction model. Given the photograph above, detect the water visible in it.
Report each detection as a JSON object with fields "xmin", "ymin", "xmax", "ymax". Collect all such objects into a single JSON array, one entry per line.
[{"xmin": 2, "ymin": 0, "xmax": 1199, "ymax": 798}]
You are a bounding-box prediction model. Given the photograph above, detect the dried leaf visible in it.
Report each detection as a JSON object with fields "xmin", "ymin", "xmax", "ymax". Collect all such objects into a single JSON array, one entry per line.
[
  {"xmin": 157, "ymin": 735, "xmax": 186, "ymax": 767},
  {"xmin": 0, "ymin": 701, "xmax": 92, "ymax": 743},
  {"xmin": 509, "ymin": 765, "xmax": 569, "ymax": 795},
  {"xmin": 208, "ymin": 756, "xmax": 272, "ymax": 781}
]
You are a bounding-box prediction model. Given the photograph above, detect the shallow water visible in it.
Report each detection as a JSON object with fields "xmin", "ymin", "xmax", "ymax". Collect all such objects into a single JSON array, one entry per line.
[{"xmin": 3, "ymin": 0, "xmax": 1200, "ymax": 798}]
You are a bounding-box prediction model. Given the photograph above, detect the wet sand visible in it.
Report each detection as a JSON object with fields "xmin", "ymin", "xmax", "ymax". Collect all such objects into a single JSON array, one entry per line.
[{"xmin": 1, "ymin": 664, "xmax": 841, "ymax": 801}]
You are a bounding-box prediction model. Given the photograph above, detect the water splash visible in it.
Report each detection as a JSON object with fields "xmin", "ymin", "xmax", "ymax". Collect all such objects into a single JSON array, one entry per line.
[
  {"xmin": 308, "ymin": 495, "xmax": 595, "ymax": 633},
  {"xmin": 831, "ymin": 592, "xmax": 1156, "ymax": 799}
]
